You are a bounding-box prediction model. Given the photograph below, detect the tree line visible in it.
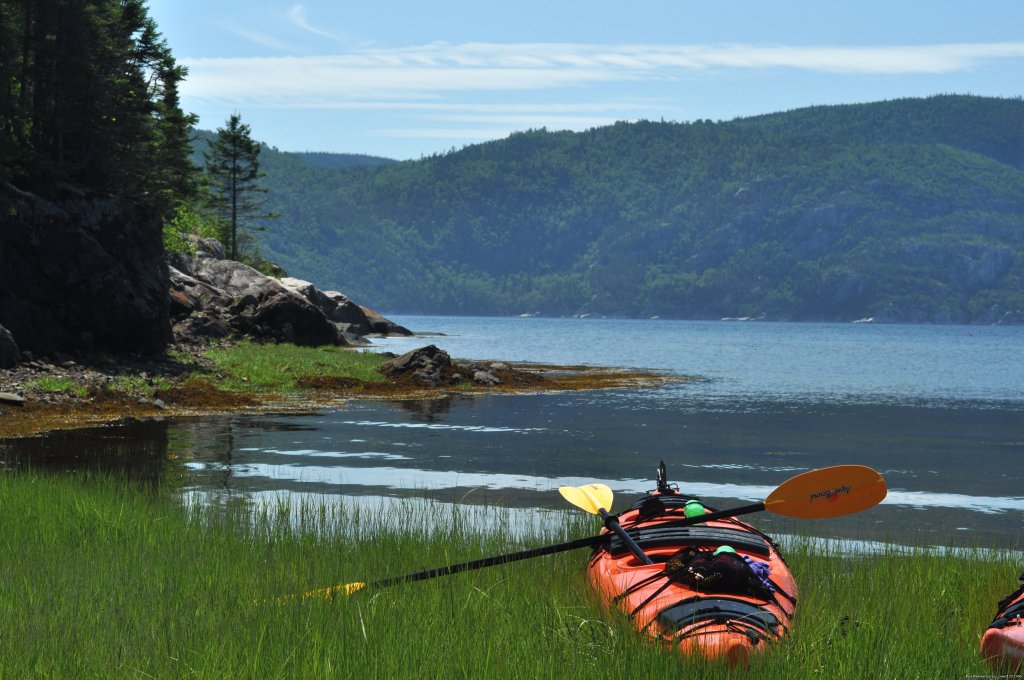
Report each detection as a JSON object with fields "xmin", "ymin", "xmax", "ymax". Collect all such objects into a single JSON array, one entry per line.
[{"xmin": 251, "ymin": 95, "xmax": 1024, "ymax": 324}]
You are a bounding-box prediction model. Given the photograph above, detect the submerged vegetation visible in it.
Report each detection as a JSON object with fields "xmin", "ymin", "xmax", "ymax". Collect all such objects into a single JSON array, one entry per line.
[{"xmin": 0, "ymin": 472, "xmax": 1015, "ymax": 677}]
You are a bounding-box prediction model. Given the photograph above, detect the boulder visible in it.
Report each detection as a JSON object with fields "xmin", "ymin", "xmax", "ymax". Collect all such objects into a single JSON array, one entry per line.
[
  {"xmin": 168, "ymin": 242, "xmax": 409, "ymax": 346},
  {"xmin": 280, "ymin": 278, "xmax": 375, "ymax": 334},
  {"xmin": 378, "ymin": 345, "xmax": 453, "ymax": 386},
  {"xmin": 168, "ymin": 258, "xmax": 338, "ymax": 346},
  {"xmin": 360, "ymin": 305, "xmax": 413, "ymax": 336},
  {"xmin": 472, "ymin": 369, "xmax": 500, "ymax": 386},
  {"xmin": 0, "ymin": 392, "xmax": 25, "ymax": 406}
]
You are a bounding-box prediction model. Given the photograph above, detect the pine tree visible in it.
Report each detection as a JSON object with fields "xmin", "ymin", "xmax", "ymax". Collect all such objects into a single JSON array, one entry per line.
[
  {"xmin": 203, "ymin": 113, "xmax": 274, "ymax": 260},
  {"xmin": 0, "ymin": 0, "xmax": 197, "ymax": 213}
]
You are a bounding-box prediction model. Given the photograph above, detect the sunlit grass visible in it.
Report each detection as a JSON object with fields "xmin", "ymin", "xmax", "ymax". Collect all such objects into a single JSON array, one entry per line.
[
  {"xmin": 23, "ymin": 376, "xmax": 77, "ymax": 393},
  {"xmin": 0, "ymin": 473, "xmax": 1015, "ymax": 678},
  {"xmin": 23, "ymin": 376, "xmax": 89, "ymax": 397},
  {"xmin": 25, "ymin": 374, "xmax": 169, "ymax": 397},
  {"xmin": 203, "ymin": 339, "xmax": 389, "ymax": 393}
]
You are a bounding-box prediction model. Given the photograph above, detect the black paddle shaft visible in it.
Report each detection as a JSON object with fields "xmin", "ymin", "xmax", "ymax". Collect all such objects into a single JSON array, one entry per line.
[
  {"xmin": 363, "ymin": 500, "xmax": 767, "ymax": 591},
  {"xmin": 598, "ymin": 508, "xmax": 655, "ymax": 565},
  {"xmin": 369, "ymin": 534, "xmax": 606, "ymax": 589},
  {"xmin": 682, "ymin": 501, "xmax": 766, "ymax": 526}
]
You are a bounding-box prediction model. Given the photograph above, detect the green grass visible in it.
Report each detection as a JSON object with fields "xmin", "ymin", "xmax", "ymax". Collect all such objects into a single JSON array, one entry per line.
[
  {"xmin": 25, "ymin": 374, "xmax": 169, "ymax": 398},
  {"xmin": 0, "ymin": 473, "xmax": 1017, "ymax": 678},
  {"xmin": 23, "ymin": 376, "xmax": 88, "ymax": 397},
  {"xmin": 203, "ymin": 340, "xmax": 389, "ymax": 393}
]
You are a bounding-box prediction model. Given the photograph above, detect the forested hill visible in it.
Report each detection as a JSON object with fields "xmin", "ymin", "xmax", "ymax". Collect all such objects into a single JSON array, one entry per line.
[{"xmin": 253, "ymin": 95, "xmax": 1024, "ymax": 324}]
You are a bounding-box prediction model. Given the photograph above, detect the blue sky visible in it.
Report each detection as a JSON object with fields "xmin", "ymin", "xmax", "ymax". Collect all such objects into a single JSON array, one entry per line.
[{"xmin": 147, "ymin": 1, "xmax": 1024, "ymax": 160}]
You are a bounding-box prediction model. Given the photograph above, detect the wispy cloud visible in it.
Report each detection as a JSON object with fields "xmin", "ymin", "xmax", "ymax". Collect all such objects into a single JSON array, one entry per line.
[
  {"xmin": 287, "ymin": 4, "xmax": 337, "ymax": 40},
  {"xmin": 182, "ymin": 41, "xmax": 1024, "ymax": 103},
  {"xmin": 180, "ymin": 40, "xmax": 1024, "ymax": 147},
  {"xmin": 218, "ymin": 22, "xmax": 299, "ymax": 53}
]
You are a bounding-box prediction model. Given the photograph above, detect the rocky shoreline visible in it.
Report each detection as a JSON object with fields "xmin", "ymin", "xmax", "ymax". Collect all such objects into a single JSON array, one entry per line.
[
  {"xmin": 0, "ymin": 341, "xmax": 684, "ymax": 440},
  {"xmin": 0, "ymin": 202, "xmax": 682, "ymax": 439}
]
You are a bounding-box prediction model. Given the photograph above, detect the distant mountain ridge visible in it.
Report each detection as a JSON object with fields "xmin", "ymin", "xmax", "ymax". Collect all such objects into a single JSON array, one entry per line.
[
  {"xmin": 288, "ymin": 152, "xmax": 397, "ymax": 170},
  {"xmin": 242, "ymin": 95, "xmax": 1024, "ymax": 324}
]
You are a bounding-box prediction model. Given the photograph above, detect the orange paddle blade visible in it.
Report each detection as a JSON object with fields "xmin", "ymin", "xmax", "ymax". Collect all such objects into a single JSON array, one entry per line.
[{"xmin": 764, "ymin": 464, "xmax": 887, "ymax": 519}]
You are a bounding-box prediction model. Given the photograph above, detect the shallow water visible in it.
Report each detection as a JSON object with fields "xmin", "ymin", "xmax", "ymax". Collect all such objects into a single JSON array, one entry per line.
[{"xmin": 2, "ymin": 316, "xmax": 1022, "ymax": 551}]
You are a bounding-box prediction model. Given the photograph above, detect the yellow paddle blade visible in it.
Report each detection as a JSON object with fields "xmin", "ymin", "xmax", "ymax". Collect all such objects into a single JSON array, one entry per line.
[
  {"xmin": 764, "ymin": 464, "xmax": 887, "ymax": 519},
  {"xmin": 274, "ymin": 581, "xmax": 366, "ymax": 605},
  {"xmin": 559, "ymin": 483, "xmax": 614, "ymax": 514}
]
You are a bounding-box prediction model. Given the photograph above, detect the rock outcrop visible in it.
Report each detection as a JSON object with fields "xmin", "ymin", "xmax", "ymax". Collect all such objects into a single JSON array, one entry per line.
[
  {"xmin": 168, "ymin": 238, "xmax": 411, "ymax": 346},
  {"xmin": 0, "ymin": 190, "xmax": 409, "ymax": 363},
  {"xmin": 278, "ymin": 277, "xmax": 411, "ymax": 337},
  {"xmin": 0, "ymin": 191, "xmax": 171, "ymax": 356}
]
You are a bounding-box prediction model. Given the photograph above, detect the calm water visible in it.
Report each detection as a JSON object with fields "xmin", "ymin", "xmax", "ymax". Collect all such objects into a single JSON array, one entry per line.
[{"xmin": 2, "ymin": 316, "xmax": 1022, "ymax": 550}]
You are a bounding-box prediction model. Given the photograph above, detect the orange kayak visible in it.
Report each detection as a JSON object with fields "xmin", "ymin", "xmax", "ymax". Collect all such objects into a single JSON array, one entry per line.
[
  {"xmin": 587, "ymin": 477, "xmax": 797, "ymax": 665},
  {"xmin": 981, "ymin": 581, "xmax": 1024, "ymax": 671}
]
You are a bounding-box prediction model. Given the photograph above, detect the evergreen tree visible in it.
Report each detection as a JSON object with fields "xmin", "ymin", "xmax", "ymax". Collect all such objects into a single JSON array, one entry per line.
[
  {"xmin": 0, "ymin": 0, "xmax": 196, "ymax": 213},
  {"xmin": 203, "ymin": 113, "xmax": 273, "ymax": 260}
]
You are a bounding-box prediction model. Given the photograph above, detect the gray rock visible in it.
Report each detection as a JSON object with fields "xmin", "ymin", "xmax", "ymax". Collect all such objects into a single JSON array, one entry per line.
[
  {"xmin": 0, "ymin": 392, "xmax": 25, "ymax": 406},
  {"xmin": 378, "ymin": 345, "xmax": 453, "ymax": 385},
  {"xmin": 280, "ymin": 278, "xmax": 375, "ymax": 334},
  {"xmin": 473, "ymin": 370, "xmax": 500, "ymax": 386},
  {"xmin": 169, "ymin": 255, "xmax": 411, "ymax": 347},
  {"xmin": 168, "ymin": 259, "xmax": 337, "ymax": 347},
  {"xmin": 0, "ymin": 324, "xmax": 19, "ymax": 369}
]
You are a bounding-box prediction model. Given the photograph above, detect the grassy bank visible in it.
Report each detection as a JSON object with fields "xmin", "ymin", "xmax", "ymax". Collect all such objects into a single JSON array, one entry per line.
[
  {"xmin": 0, "ymin": 473, "xmax": 1016, "ymax": 678},
  {"xmin": 200, "ymin": 340, "xmax": 390, "ymax": 393}
]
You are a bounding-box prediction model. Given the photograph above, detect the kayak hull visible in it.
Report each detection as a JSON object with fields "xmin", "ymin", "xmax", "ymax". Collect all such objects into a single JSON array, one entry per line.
[
  {"xmin": 587, "ymin": 492, "xmax": 797, "ymax": 664},
  {"xmin": 982, "ymin": 587, "xmax": 1024, "ymax": 671}
]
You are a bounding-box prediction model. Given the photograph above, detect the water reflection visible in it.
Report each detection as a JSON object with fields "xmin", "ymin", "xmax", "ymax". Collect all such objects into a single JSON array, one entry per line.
[
  {"xmin": 389, "ymin": 396, "xmax": 458, "ymax": 421},
  {"xmin": 1, "ymin": 390, "xmax": 1022, "ymax": 553},
  {"xmin": 0, "ymin": 418, "xmax": 169, "ymax": 489}
]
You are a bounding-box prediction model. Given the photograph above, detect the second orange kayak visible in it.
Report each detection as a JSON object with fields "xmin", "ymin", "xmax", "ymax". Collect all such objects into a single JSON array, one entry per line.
[{"xmin": 982, "ymin": 580, "xmax": 1024, "ymax": 672}]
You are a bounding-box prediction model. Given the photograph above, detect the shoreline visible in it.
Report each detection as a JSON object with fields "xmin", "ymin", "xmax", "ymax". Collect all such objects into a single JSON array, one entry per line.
[{"xmin": 0, "ymin": 340, "xmax": 688, "ymax": 439}]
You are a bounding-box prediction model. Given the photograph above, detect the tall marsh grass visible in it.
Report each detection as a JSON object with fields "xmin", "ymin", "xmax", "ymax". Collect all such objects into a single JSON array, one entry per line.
[{"xmin": 0, "ymin": 473, "xmax": 1016, "ymax": 678}]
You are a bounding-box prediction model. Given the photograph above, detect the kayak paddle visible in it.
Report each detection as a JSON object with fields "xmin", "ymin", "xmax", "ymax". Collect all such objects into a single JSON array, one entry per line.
[
  {"xmin": 282, "ymin": 464, "xmax": 886, "ymax": 602},
  {"xmin": 559, "ymin": 483, "xmax": 654, "ymax": 565},
  {"xmin": 278, "ymin": 533, "xmax": 603, "ymax": 603},
  {"xmin": 668, "ymin": 463, "xmax": 887, "ymax": 526}
]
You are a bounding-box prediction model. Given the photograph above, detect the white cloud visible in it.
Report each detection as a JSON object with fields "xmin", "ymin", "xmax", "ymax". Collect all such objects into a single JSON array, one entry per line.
[
  {"xmin": 287, "ymin": 4, "xmax": 337, "ymax": 40},
  {"xmin": 182, "ymin": 58, "xmax": 617, "ymax": 101},
  {"xmin": 218, "ymin": 22, "xmax": 298, "ymax": 53},
  {"xmin": 180, "ymin": 40, "xmax": 1024, "ymax": 149},
  {"xmin": 182, "ymin": 41, "xmax": 1024, "ymax": 105}
]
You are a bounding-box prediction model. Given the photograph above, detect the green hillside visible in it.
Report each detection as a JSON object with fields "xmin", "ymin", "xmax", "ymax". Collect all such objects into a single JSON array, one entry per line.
[{"xmin": 249, "ymin": 95, "xmax": 1024, "ymax": 324}]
